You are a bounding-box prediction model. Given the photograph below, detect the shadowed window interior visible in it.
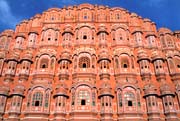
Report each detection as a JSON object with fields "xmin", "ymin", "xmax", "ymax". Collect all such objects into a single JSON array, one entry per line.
[
  {"xmin": 40, "ymin": 58, "xmax": 49, "ymax": 69},
  {"xmin": 32, "ymin": 92, "xmax": 43, "ymax": 107},
  {"xmin": 124, "ymin": 92, "xmax": 135, "ymax": 107},
  {"xmin": 81, "ymin": 99, "xmax": 86, "ymax": 105},
  {"xmin": 77, "ymin": 89, "xmax": 90, "ymax": 106},
  {"xmin": 83, "ymin": 35, "xmax": 87, "ymax": 39},
  {"xmin": 79, "ymin": 56, "xmax": 90, "ymax": 68}
]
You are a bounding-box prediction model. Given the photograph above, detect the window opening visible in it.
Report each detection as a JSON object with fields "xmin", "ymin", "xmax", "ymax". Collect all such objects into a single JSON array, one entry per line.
[
  {"xmin": 106, "ymin": 103, "xmax": 108, "ymax": 106},
  {"xmin": 128, "ymin": 101, "xmax": 133, "ymax": 106},
  {"xmin": 83, "ymin": 63, "xmax": 86, "ymax": 68},
  {"xmin": 81, "ymin": 99, "xmax": 86, "ymax": 105},
  {"xmin": 123, "ymin": 63, "xmax": 128, "ymax": 68},
  {"xmin": 79, "ymin": 57, "xmax": 90, "ymax": 68},
  {"xmin": 83, "ymin": 35, "xmax": 87, "ymax": 39},
  {"xmin": 35, "ymin": 101, "xmax": 40, "ymax": 106},
  {"xmin": 42, "ymin": 64, "xmax": 47, "ymax": 68}
]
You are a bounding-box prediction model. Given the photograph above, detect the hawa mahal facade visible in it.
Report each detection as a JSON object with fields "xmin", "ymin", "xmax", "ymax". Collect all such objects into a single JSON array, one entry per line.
[{"xmin": 0, "ymin": 3, "xmax": 180, "ymax": 121}]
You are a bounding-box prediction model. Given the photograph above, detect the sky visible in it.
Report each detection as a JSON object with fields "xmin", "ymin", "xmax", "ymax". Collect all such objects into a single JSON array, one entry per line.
[{"xmin": 0, "ymin": 0, "xmax": 180, "ymax": 33}]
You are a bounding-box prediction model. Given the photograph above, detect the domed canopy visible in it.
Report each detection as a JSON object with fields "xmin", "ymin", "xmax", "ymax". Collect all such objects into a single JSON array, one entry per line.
[
  {"xmin": 160, "ymin": 84, "xmax": 175, "ymax": 96},
  {"xmin": 158, "ymin": 28, "xmax": 173, "ymax": 36},
  {"xmin": 143, "ymin": 84, "xmax": 159, "ymax": 97},
  {"xmin": 10, "ymin": 84, "xmax": 25, "ymax": 97},
  {"xmin": 98, "ymin": 82, "xmax": 114, "ymax": 99},
  {"xmin": 53, "ymin": 83, "xmax": 69, "ymax": 98},
  {"xmin": 137, "ymin": 49, "xmax": 150, "ymax": 62},
  {"xmin": 0, "ymin": 85, "xmax": 10, "ymax": 96},
  {"xmin": 98, "ymin": 49, "xmax": 111, "ymax": 63}
]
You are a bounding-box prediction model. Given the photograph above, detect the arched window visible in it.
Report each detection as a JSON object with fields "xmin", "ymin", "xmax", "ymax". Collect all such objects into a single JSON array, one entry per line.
[
  {"xmin": 41, "ymin": 31, "xmax": 45, "ymax": 41},
  {"xmin": 32, "ymin": 92, "xmax": 43, "ymax": 107},
  {"xmin": 35, "ymin": 58, "xmax": 39, "ymax": 70},
  {"xmin": 121, "ymin": 59, "xmax": 129, "ymax": 68},
  {"xmin": 118, "ymin": 92, "xmax": 122, "ymax": 107},
  {"xmin": 42, "ymin": 64, "xmax": 47, "ymax": 68},
  {"xmin": 134, "ymin": 32, "xmax": 142, "ymax": 45},
  {"xmin": 44, "ymin": 92, "xmax": 49, "ymax": 107},
  {"xmin": 112, "ymin": 31, "xmax": 115, "ymax": 41},
  {"xmin": 177, "ymin": 91, "xmax": 180, "ymax": 106},
  {"xmin": 84, "ymin": 12, "xmax": 88, "ymax": 19},
  {"xmin": 0, "ymin": 36, "xmax": 5, "ymax": 49},
  {"xmin": 123, "ymin": 63, "xmax": 128, "ymax": 68},
  {"xmin": 131, "ymin": 57, "xmax": 135, "ymax": 69},
  {"xmin": 51, "ymin": 58, "xmax": 55, "ymax": 69},
  {"xmin": 0, "ymin": 95, "xmax": 6, "ymax": 109},
  {"xmin": 136, "ymin": 90, "xmax": 141, "ymax": 107},
  {"xmin": 116, "ymin": 13, "xmax": 120, "ymax": 20},
  {"xmin": 174, "ymin": 56, "xmax": 180, "ymax": 69},
  {"xmin": 119, "ymin": 33, "xmax": 123, "ymax": 40},
  {"xmin": 28, "ymin": 33, "xmax": 37, "ymax": 47},
  {"xmin": 47, "ymin": 30, "xmax": 52, "ymax": 40},
  {"xmin": 83, "ymin": 35, "xmax": 87, "ymax": 40},
  {"xmin": 147, "ymin": 35, "xmax": 156, "ymax": 47},
  {"xmin": 92, "ymin": 31, "xmax": 95, "ymax": 40},
  {"xmin": 83, "ymin": 63, "xmax": 86, "ymax": 68},
  {"xmin": 7, "ymin": 61, "xmax": 17, "ymax": 74},
  {"xmin": 5, "ymin": 37, "xmax": 10, "ymax": 50},
  {"xmin": 74, "ymin": 56, "xmax": 77, "ymax": 69},
  {"xmin": 167, "ymin": 59, "xmax": 175, "ymax": 74},
  {"xmin": 163, "ymin": 95, "xmax": 174, "ymax": 108},
  {"xmin": 11, "ymin": 95, "xmax": 22, "ymax": 108},
  {"xmin": 79, "ymin": 57, "xmax": 90, "ymax": 68},
  {"xmin": 166, "ymin": 35, "xmax": 174, "ymax": 47},
  {"xmin": 76, "ymin": 26, "xmax": 93, "ymax": 43},
  {"xmin": 124, "ymin": 92, "xmax": 135, "ymax": 107},
  {"xmin": 71, "ymin": 89, "xmax": 75, "ymax": 106},
  {"xmin": 27, "ymin": 93, "xmax": 31, "ymax": 107},
  {"xmin": 160, "ymin": 36, "xmax": 166, "ymax": 48},
  {"xmin": 0, "ymin": 59, "xmax": 4, "ymax": 74},
  {"xmin": 77, "ymin": 90, "xmax": 90, "ymax": 106},
  {"xmin": 15, "ymin": 36, "xmax": 24, "ymax": 49},
  {"xmin": 153, "ymin": 60, "xmax": 164, "ymax": 74},
  {"xmin": 92, "ymin": 90, "xmax": 96, "ymax": 106},
  {"xmin": 55, "ymin": 32, "xmax": 58, "ymax": 41},
  {"xmin": 40, "ymin": 58, "xmax": 49, "ymax": 69},
  {"xmin": 116, "ymin": 28, "xmax": 127, "ymax": 42},
  {"xmin": 92, "ymin": 56, "xmax": 96, "ymax": 68},
  {"xmin": 115, "ymin": 58, "xmax": 119, "ymax": 68}
]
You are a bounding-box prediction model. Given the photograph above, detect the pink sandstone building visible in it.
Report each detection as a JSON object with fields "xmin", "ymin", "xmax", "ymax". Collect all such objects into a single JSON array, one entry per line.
[{"xmin": 0, "ymin": 3, "xmax": 180, "ymax": 121}]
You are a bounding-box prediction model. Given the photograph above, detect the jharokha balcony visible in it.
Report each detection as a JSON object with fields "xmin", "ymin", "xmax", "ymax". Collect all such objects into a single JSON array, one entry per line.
[
  {"xmin": 32, "ymin": 69, "xmax": 55, "ymax": 81},
  {"xmin": 72, "ymin": 68, "xmax": 97, "ymax": 80}
]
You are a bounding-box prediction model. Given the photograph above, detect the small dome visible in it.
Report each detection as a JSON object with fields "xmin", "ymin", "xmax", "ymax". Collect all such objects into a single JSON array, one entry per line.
[
  {"xmin": 6, "ymin": 52, "xmax": 20, "ymax": 62},
  {"xmin": 54, "ymin": 83, "xmax": 69, "ymax": 98},
  {"xmin": 59, "ymin": 49, "xmax": 72, "ymax": 63},
  {"xmin": 137, "ymin": 49, "xmax": 150, "ymax": 62},
  {"xmin": 98, "ymin": 49, "xmax": 111, "ymax": 63},
  {"xmin": 63, "ymin": 25, "xmax": 73, "ymax": 35},
  {"xmin": 97, "ymin": 24, "xmax": 108, "ymax": 34},
  {"xmin": 151, "ymin": 50, "xmax": 164, "ymax": 62},
  {"xmin": 98, "ymin": 82, "xmax": 114, "ymax": 98},
  {"xmin": 158, "ymin": 28, "xmax": 172, "ymax": 35},
  {"xmin": 160, "ymin": 84, "xmax": 174, "ymax": 96},
  {"xmin": 20, "ymin": 51, "xmax": 33, "ymax": 63},
  {"xmin": 12, "ymin": 84, "xmax": 25, "ymax": 96},
  {"xmin": 143, "ymin": 84, "xmax": 158, "ymax": 97},
  {"xmin": 0, "ymin": 85, "xmax": 10, "ymax": 96}
]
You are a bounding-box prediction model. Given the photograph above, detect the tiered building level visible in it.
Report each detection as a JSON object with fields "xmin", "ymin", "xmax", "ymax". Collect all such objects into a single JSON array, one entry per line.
[{"xmin": 0, "ymin": 3, "xmax": 180, "ymax": 121}]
